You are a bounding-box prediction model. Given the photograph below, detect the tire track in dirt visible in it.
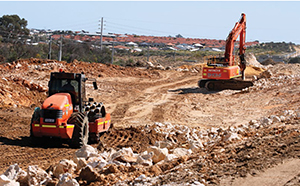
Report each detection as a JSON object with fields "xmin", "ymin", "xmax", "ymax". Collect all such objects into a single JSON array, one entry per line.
[
  {"xmin": 0, "ymin": 142, "xmax": 77, "ymax": 172},
  {"xmin": 118, "ymin": 74, "xmax": 200, "ymax": 125},
  {"xmin": 98, "ymin": 126, "xmax": 166, "ymax": 153},
  {"xmin": 105, "ymin": 72, "xmax": 199, "ymax": 126}
]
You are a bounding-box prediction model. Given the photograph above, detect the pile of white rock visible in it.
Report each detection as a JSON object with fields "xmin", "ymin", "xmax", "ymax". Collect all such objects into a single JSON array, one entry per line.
[
  {"xmin": 1, "ymin": 109, "xmax": 299, "ymax": 186},
  {"xmin": 28, "ymin": 61, "xmax": 65, "ymax": 71},
  {"xmin": 248, "ymin": 74, "xmax": 300, "ymax": 91}
]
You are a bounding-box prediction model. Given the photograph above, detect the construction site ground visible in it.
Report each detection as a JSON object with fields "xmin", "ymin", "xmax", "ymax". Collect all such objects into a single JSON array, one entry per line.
[{"xmin": 0, "ymin": 58, "xmax": 299, "ymax": 185}]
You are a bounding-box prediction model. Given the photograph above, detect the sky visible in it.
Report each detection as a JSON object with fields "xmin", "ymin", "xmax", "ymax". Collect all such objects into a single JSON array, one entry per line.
[{"xmin": 1, "ymin": 1, "xmax": 300, "ymax": 44}]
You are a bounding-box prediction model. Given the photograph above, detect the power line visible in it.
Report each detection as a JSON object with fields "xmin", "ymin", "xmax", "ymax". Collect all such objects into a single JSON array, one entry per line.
[
  {"xmin": 105, "ymin": 16, "xmax": 227, "ymax": 30},
  {"xmin": 107, "ymin": 21, "xmax": 177, "ymax": 36}
]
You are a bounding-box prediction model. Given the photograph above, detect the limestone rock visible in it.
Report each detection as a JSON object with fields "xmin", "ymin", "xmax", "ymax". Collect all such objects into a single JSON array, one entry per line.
[
  {"xmin": 86, "ymin": 156, "xmax": 107, "ymax": 169},
  {"xmin": 259, "ymin": 69, "xmax": 272, "ymax": 79},
  {"xmin": 75, "ymin": 145, "xmax": 99, "ymax": 159},
  {"xmin": 147, "ymin": 146, "xmax": 168, "ymax": 164},
  {"xmin": 27, "ymin": 165, "xmax": 51, "ymax": 186},
  {"xmin": 57, "ymin": 173, "xmax": 79, "ymax": 186},
  {"xmin": 111, "ymin": 147, "xmax": 138, "ymax": 163},
  {"xmin": 74, "ymin": 158, "xmax": 87, "ymax": 171},
  {"xmin": 79, "ymin": 166, "xmax": 100, "ymax": 183},
  {"xmin": 2, "ymin": 164, "xmax": 23, "ymax": 181},
  {"xmin": 0, "ymin": 174, "xmax": 19, "ymax": 186},
  {"xmin": 53, "ymin": 159, "xmax": 77, "ymax": 178},
  {"xmin": 172, "ymin": 148, "xmax": 192, "ymax": 157},
  {"xmin": 137, "ymin": 151, "xmax": 154, "ymax": 166}
]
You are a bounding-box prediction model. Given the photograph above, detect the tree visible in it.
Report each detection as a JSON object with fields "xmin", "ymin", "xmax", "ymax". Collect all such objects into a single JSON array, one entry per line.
[
  {"xmin": 0, "ymin": 14, "xmax": 29, "ymax": 42},
  {"xmin": 175, "ymin": 34, "xmax": 183, "ymax": 38},
  {"xmin": 288, "ymin": 57, "xmax": 300, "ymax": 64}
]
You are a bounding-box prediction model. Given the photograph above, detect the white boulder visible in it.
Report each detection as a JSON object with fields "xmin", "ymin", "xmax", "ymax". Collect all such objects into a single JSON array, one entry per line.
[
  {"xmin": 53, "ymin": 159, "xmax": 77, "ymax": 178},
  {"xmin": 0, "ymin": 175, "xmax": 19, "ymax": 186},
  {"xmin": 75, "ymin": 145, "xmax": 99, "ymax": 159},
  {"xmin": 27, "ymin": 165, "xmax": 51, "ymax": 186},
  {"xmin": 147, "ymin": 146, "xmax": 168, "ymax": 164},
  {"xmin": 57, "ymin": 173, "xmax": 79, "ymax": 186}
]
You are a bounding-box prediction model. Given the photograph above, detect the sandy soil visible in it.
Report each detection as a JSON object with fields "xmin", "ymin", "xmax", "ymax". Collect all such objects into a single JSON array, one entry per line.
[{"xmin": 0, "ymin": 58, "xmax": 299, "ymax": 185}]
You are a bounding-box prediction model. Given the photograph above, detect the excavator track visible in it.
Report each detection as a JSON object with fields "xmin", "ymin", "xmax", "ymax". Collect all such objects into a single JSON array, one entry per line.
[{"xmin": 198, "ymin": 79, "xmax": 253, "ymax": 91}]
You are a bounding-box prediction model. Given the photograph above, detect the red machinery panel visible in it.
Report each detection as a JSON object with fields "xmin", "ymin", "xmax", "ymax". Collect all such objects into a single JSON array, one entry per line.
[
  {"xmin": 89, "ymin": 113, "xmax": 111, "ymax": 133},
  {"xmin": 202, "ymin": 65, "xmax": 241, "ymax": 80}
]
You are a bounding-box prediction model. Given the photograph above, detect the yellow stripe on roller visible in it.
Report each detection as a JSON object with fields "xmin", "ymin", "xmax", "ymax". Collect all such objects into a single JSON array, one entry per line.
[
  {"xmin": 98, "ymin": 120, "xmax": 110, "ymax": 125},
  {"xmin": 34, "ymin": 124, "xmax": 40, "ymax": 127},
  {"xmin": 59, "ymin": 125, "xmax": 74, "ymax": 128},
  {"xmin": 41, "ymin": 125, "xmax": 57, "ymax": 128},
  {"xmin": 98, "ymin": 122, "xmax": 104, "ymax": 125},
  {"xmin": 66, "ymin": 125, "xmax": 74, "ymax": 128},
  {"xmin": 64, "ymin": 104, "xmax": 70, "ymax": 107}
]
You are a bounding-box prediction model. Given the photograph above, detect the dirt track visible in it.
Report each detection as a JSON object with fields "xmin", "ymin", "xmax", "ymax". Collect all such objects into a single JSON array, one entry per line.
[{"xmin": 0, "ymin": 59, "xmax": 299, "ymax": 185}]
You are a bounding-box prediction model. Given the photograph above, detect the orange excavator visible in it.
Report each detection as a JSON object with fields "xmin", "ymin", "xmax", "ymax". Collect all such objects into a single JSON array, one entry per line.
[{"xmin": 199, "ymin": 13, "xmax": 253, "ymax": 91}]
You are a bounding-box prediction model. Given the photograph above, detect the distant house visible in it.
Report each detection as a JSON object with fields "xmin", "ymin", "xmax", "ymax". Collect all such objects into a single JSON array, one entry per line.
[
  {"xmin": 118, "ymin": 34, "xmax": 128, "ymax": 38},
  {"xmin": 175, "ymin": 43, "xmax": 195, "ymax": 51},
  {"xmin": 161, "ymin": 46, "xmax": 177, "ymax": 51},
  {"xmin": 175, "ymin": 44, "xmax": 188, "ymax": 50},
  {"xmin": 139, "ymin": 42, "xmax": 150, "ymax": 47},
  {"xmin": 126, "ymin": 42, "xmax": 138, "ymax": 47},
  {"xmin": 166, "ymin": 43, "xmax": 174, "ymax": 47},
  {"xmin": 113, "ymin": 45, "xmax": 130, "ymax": 51},
  {"xmin": 193, "ymin": 43, "xmax": 204, "ymax": 48},
  {"xmin": 133, "ymin": 48, "xmax": 142, "ymax": 52},
  {"xmin": 211, "ymin": 48, "xmax": 223, "ymax": 52},
  {"xmin": 152, "ymin": 43, "xmax": 165, "ymax": 48}
]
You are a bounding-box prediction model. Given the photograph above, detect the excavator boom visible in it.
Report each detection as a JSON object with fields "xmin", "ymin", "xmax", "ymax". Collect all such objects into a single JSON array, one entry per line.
[{"xmin": 225, "ymin": 13, "xmax": 246, "ymax": 68}]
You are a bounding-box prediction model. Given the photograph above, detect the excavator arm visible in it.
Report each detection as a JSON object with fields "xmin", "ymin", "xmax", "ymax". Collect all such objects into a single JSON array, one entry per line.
[{"xmin": 224, "ymin": 13, "xmax": 246, "ymax": 67}]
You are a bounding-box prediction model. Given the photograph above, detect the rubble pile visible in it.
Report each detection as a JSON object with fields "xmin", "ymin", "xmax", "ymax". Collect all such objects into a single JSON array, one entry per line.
[
  {"xmin": 248, "ymin": 74, "xmax": 300, "ymax": 91},
  {"xmin": 0, "ymin": 77, "xmax": 47, "ymax": 107},
  {"xmin": 1, "ymin": 108, "xmax": 299, "ymax": 185},
  {"xmin": 244, "ymin": 53, "xmax": 264, "ymax": 68},
  {"xmin": 266, "ymin": 63, "xmax": 300, "ymax": 76},
  {"xmin": 218, "ymin": 70, "xmax": 300, "ymax": 96},
  {"xmin": 176, "ymin": 64, "xmax": 203, "ymax": 73},
  {"xmin": 0, "ymin": 58, "xmax": 165, "ymax": 107}
]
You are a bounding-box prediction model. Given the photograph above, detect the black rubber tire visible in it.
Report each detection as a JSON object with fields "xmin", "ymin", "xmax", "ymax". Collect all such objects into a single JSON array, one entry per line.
[
  {"xmin": 29, "ymin": 108, "xmax": 46, "ymax": 146},
  {"xmin": 88, "ymin": 132, "xmax": 101, "ymax": 144},
  {"xmin": 69, "ymin": 112, "xmax": 89, "ymax": 148},
  {"xmin": 198, "ymin": 80, "xmax": 207, "ymax": 88},
  {"xmin": 205, "ymin": 81, "xmax": 215, "ymax": 91}
]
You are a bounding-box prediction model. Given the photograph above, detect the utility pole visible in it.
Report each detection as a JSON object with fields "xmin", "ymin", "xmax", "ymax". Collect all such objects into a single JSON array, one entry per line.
[
  {"xmin": 99, "ymin": 17, "xmax": 104, "ymax": 51},
  {"xmin": 173, "ymin": 50, "xmax": 176, "ymax": 61},
  {"xmin": 147, "ymin": 45, "xmax": 150, "ymax": 61},
  {"xmin": 58, "ymin": 35, "xmax": 62, "ymax": 61},
  {"xmin": 48, "ymin": 35, "xmax": 52, "ymax": 59},
  {"xmin": 111, "ymin": 39, "xmax": 114, "ymax": 64}
]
